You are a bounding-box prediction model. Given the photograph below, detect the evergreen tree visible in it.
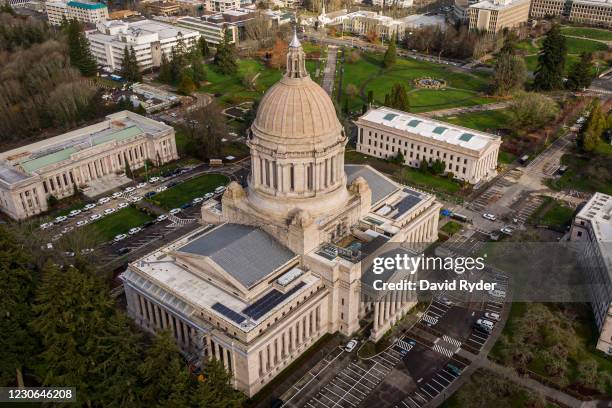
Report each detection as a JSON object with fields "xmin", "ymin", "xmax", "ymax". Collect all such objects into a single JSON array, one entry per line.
[
  {"xmin": 383, "ymin": 35, "xmax": 397, "ymax": 68},
  {"xmin": 66, "ymin": 19, "xmax": 97, "ymax": 76},
  {"xmin": 533, "ymin": 24, "xmax": 567, "ymax": 91},
  {"xmin": 138, "ymin": 331, "xmax": 192, "ymax": 407},
  {"xmin": 178, "ymin": 71, "xmax": 196, "ymax": 95},
  {"xmin": 491, "ymin": 41, "xmax": 526, "ymax": 96},
  {"xmin": 191, "ymin": 359, "xmax": 244, "ymax": 408},
  {"xmin": 190, "ymin": 49, "xmax": 207, "ymax": 85},
  {"xmin": 0, "ymin": 227, "xmax": 36, "ymax": 386},
  {"xmin": 197, "ymin": 36, "xmax": 211, "ymax": 58},
  {"xmin": 214, "ymin": 31, "xmax": 237, "ymax": 75},
  {"xmin": 384, "ymin": 83, "xmax": 410, "ymax": 112},
  {"xmin": 120, "ymin": 46, "xmax": 141, "ymax": 82},
  {"xmin": 566, "ymin": 52, "xmax": 594, "ymax": 91},
  {"xmin": 580, "ymin": 100, "xmax": 606, "ymax": 151},
  {"xmin": 158, "ymin": 53, "xmax": 173, "ymax": 84}
]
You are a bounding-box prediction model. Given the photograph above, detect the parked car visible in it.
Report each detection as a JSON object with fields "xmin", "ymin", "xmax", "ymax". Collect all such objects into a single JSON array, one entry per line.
[
  {"xmin": 113, "ymin": 234, "xmax": 127, "ymax": 242},
  {"xmin": 148, "ymin": 177, "xmax": 160, "ymax": 183},
  {"xmin": 476, "ymin": 318, "xmax": 494, "ymax": 332},
  {"xmin": 128, "ymin": 227, "xmax": 142, "ymax": 235},
  {"xmin": 204, "ymin": 192, "xmax": 214, "ymax": 199},
  {"xmin": 136, "ymin": 182, "xmax": 147, "ymax": 189},
  {"xmin": 90, "ymin": 214, "xmax": 102, "ymax": 221},
  {"xmin": 167, "ymin": 181, "xmax": 178, "ymax": 188},
  {"xmin": 192, "ymin": 197, "xmax": 204, "ymax": 204},
  {"xmin": 40, "ymin": 222, "xmax": 53, "ymax": 230},
  {"xmin": 76, "ymin": 220, "xmax": 89, "ymax": 227},
  {"xmin": 144, "ymin": 191, "xmax": 157, "ymax": 198},
  {"xmin": 143, "ymin": 220, "xmax": 155, "ymax": 228},
  {"xmin": 104, "ymin": 208, "xmax": 116, "ymax": 215},
  {"xmin": 118, "ymin": 202, "xmax": 129, "ymax": 209},
  {"xmin": 214, "ymin": 186, "xmax": 226, "ymax": 194},
  {"xmin": 98, "ymin": 197, "xmax": 111, "ymax": 204},
  {"xmin": 124, "ymin": 186, "xmax": 136, "ymax": 193},
  {"xmin": 344, "ymin": 339, "xmax": 358, "ymax": 352},
  {"xmin": 112, "ymin": 192, "xmax": 123, "ymax": 199},
  {"xmin": 116, "ymin": 247, "xmax": 130, "ymax": 255},
  {"xmin": 500, "ymin": 226, "xmax": 514, "ymax": 235},
  {"xmin": 54, "ymin": 215, "xmax": 67, "ymax": 223},
  {"xmin": 129, "ymin": 196, "xmax": 143, "ymax": 203},
  {"xmin": 156, "ymin": 186, "xmax": 167, "ymax": 193},
  {"xmin": 169, "ymin": 208, "xmax": 181, "ymax": 215},
  {"xmin": 68, "ymin": 209, "xmax": 82, "ymax": 217},
  {"xmin": 488, "ymin": 289, "xmax": 506, "ymax": 298},
  {"xmin": 156, "ymin": 214, "xmax": 168, "ymax": 222},
  {"xmin": 83, "ymin": 203, "xmax": 96, "ymax": 211},
  {"xmin": 482, "ymin": 213, "xmax": 496, "ymax": 221},
  {"xmin": 489, "ymin": 231, "xmax": 501, "ymax": 241},
  {"xmin": 180, "ymin": 202, "xmax": 192, "ymax": 209},
  {"xmin": 446, "ymin": 364, "xmax": 462, "ymax": 376},
  {"xmin": 484, "ymin": 312, "xmax": 500, "ymax": 321},
  {"xmin": 80, "ymin": 248, "xmax": 95, "ymax": 255}
]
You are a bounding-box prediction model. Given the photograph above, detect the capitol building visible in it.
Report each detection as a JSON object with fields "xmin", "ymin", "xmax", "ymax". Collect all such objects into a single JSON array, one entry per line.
[{"xmin": 121, "ymin": 35, "xmax": 441, "ymax": 396}]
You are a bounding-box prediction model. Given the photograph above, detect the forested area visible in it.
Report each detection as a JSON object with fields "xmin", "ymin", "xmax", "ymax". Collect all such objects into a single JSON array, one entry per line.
[
  {"xmin": 0, "ymin": 10, "xmax": 114, "ymax": 144},
  {"xmin": 0, "ymin": 224, "xmax": 245, "ymax": 407}
]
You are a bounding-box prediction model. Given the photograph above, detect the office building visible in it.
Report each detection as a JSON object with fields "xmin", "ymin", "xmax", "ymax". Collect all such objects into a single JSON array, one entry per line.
[
  {"xmin": 355, "ymin": 107, "xmax": 501, "ymax": 184},
  {"xmin": 86, "ymin": 19, "xmax": 199, "ymax": 71},
  {"xmin": 530, "ymin": 0, "xmax": 612, "ymax": 27},
  {"xmin": 0, "ymin": 111, "xmax": 178, "ymax": 220},
  {"xmin": 46, "ymin": 0, "xmax": 108, "ymax": 26},
  {"xmin": 468, "ymin": 0, "xmax": 530, "ymax": 33},
  {"xmin": 570, "ymin": 192, "xmax": 612, "ymax": 355}
]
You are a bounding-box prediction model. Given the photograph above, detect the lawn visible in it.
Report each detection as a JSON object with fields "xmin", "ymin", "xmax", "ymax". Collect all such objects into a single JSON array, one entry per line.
[
  {"xmin": 561, "ymin": 26, "xmax": 612, "ymax": 42},
  {"xmin": 85, "ymin": 206, "xmax": 154, "ymax": 243},
  {"xmin": 345, "ymin": 151, "xmax": 462, "ymax": 194},
  {"xmin": 341, "ymin": 52, "xmax": 495, "ymax": 112},
  {"xmin": 440, "ymin": 220, "xmax": 462, "ymax": 236},
  {"xmin": 528, "ymin": 196, "xmax": 575, "ymax": 229},
  {"xmin": 441, "ymin": 109, "xmax": 513, "ymax": 133},
  {"xmin": 201, "ymin": 59, "xmax": 282, "ymax": 105},
  {"xmin": 498, "ymin": 151, "xmax": 517, "ymax": 164},
  {"xmin": 147, "ymin": 173, "xmax": 229, "ymax": 210},
  {"xmin": 548, "ymin": 153, "xmax": 612, "ymax": 195},
  {"xmin": 535, "ymin": 36, "xmax": 608, "ymax": 54}
]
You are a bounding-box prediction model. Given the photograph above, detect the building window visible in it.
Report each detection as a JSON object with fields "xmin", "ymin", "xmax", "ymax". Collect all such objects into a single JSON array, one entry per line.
[{"xmin": 290, "ymin": 165, "xmax": 295, "ymax": 191}]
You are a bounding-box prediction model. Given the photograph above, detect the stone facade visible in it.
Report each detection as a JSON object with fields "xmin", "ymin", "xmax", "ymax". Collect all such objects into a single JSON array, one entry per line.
[
  {"xmin": 121, "ymin": 36, "xmax": 441, "ymax": 397},
  {"xmin": 0, "ymin": 111, "xmax": 178, "ymax": 220}
]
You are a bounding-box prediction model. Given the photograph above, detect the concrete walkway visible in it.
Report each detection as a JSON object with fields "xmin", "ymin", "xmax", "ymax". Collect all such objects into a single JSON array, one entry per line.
[{"xmin": 322, "ymin": 45, "xmax": 338, "ymax": 96}]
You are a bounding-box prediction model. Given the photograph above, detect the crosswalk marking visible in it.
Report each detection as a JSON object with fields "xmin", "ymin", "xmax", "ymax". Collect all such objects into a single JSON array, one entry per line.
[
  {"xmin": 432, "ymin": 344, "xmax": 454, "ymax": 358},
  {"xmin": 421, "ymin": 314, "xmax": 438, "ymax": 325},
  {"xmin": 442, "ymin": 335, "xmax": 462, "ymax": 349}
]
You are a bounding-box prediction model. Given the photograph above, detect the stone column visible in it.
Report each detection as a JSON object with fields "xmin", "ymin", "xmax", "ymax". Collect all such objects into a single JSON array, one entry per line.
[
  {"xmin": 390, "ymin": 291, "xmax": 397, "ymax": 316},
  {"xmin": 146, "ymin": 300, "xmax": 154, "ymax": 328},
  {"xmin": 284, "ymin": 331, "xmax": 289, "ymax": 357},
  {"xmin": 373, "ymin": 301, "xmax": 380, "ymax": 332}
]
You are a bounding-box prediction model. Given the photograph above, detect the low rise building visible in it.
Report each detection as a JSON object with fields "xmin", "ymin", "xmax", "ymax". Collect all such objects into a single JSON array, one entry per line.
[
  {"xmin": 46, "ymin": 0, "xmax": 109, "ymax": 26},
  {"xmin": 0, "ymin": 111, "xmax": 178, "ymax": 220},
  {"xmin": 530, "ymin": 0, "xmax": 612, "ymax": 27},
  {"xmin": 570, "ymin": 192, "xmax": 612, "ymax": 355},
  {"xmin": 372, "ymin": 0, "xmax": 414, "ymax": 7},
  {"xmin": 145, "ymin": 0, "xmax": 180, "ymax": 15},
  {"xmin": 355, "ymin": 107, "xmax": 501, "ymax": 184},
  {"xmin": 468, "ymin": 0, "xmax": 530, "ymax": 33},
  {"xmin": 85, "ymin": 19, "xmax": 199, "ymax": 71},
  {"xmin": 203, "ymin": 0, "xmax": 241, "ymax": 12},
  {"xmin": 342, "ymin": 10, "xmax": 407, "ymax": 40}
]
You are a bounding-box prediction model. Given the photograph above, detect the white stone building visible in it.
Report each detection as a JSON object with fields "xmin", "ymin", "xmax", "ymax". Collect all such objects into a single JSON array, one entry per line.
[
  {"xmin": 203, "ymin": 0, "xmax": 241, "ymax": 12},
  {"xmin": 570, "ymin": 192, "xmax": 612, "ymax": 355},
  {"xmin": 0, "ymin": 111, "xmax": 178, "ymax": 220},
  {"xmin": 121, "ymin": 35, "xmax": 441, "ymax": 397},
  {"xmin": 86, "ymin": 19, "xmax": 199, "ymax": 72},
  {"xmin": 45, "ymin": 1, "xmax": 109, "ymax": 26},
  {"xmin": 355, "ymin": 107, "xmax": 501, "ymax": 184}
]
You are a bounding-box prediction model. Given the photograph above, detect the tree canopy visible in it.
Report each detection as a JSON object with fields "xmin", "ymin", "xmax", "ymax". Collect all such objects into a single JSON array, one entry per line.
[
  {"xmin": 383, "ymin": 35, "xmax": 397, "ymax": 68},
  {"xmin": 384, "ymin": 83, "xmax": 410, "ymax": 112},
  {"xmin": 534, "ymin": 24, "xmax": 567, "ymax": 91}
]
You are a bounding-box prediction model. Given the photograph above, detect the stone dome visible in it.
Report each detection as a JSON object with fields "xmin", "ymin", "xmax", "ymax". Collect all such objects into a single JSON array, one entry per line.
[{"xmin": 252, "ymin": 77, "xmax": 342, "ymax": 144}]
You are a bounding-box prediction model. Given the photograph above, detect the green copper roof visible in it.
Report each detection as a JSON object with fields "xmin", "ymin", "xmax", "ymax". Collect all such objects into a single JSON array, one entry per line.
[
  {"xmin": 20, "ymin": 125, "xmax": 143, "ymax": 173},
  {"xmin": 67, "ymin": 1, "xmax": 106, "ymax": 9}
]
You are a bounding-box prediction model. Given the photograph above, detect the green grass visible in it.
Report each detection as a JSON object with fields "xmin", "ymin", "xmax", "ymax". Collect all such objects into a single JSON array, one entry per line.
[
  {"xmin": 85, "ymin": 207, "xmax": 154, "ymax": 243},
  {"xmin": 535, "ymin": 36, "xmax": 608, "ymax": 54},
  {"xmin": 201, "ymin": 59, "xmax": 282, "ymax": 105},
  {"xmin": 528, "ymin": 196, "xmax": 574, "ymax": 228},
  {"xmin": 441, "ymin": 109, "xmax": 513, "ymax": 132},
  {"xmin": 148, "ymin": 173, "xmax": 229, "ymax": 210},
  {"xmin": 441, "ymin": 220, "xmax": 462, "ymax": 236},
  {"xmin": 515, "ymin": 39, "xmax": 539, "ymax": 54},
  {"xmin": 499, "ymin": 151, "xmax": 517, "ymax": 164},
  {"xmin": 548, "ymin": 153, "xmax": 612, "ymax": 195},
  {"xmin": 345, "ymin": 151, "xmax": 462, "ymax": 194},
  {"xmin": 340, "ymin": 52, "xmax": 495, "ymax": 112},
  {"xmin": 561, "ymin": 26, "xmax": 612, "ymax": 42},
  {"xmin": 594, "ymin": 140, "xmax": 612, "ymax": 156}
]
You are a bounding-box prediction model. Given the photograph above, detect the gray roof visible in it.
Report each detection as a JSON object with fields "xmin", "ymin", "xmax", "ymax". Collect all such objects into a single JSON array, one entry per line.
[
  {"xmin": 178, "ymin": 224, "xmax": 296, "ymax": 289},
  {"xmin": 0, "ymin": 164, "xmax": 29, "ymax": 184},
  {"xmin": 345, "ymin": 164, "xmax": 399, "ymax": 204}
]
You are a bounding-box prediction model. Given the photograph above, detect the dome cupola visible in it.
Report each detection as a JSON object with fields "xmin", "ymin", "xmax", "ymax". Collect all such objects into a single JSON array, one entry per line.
[{"xmin": 246, "ymin": 31, "xmax": 349, "ymax": 219}]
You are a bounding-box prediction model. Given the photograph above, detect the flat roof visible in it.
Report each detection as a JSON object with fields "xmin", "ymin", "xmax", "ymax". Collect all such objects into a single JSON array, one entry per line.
[
  {"xmin": 359, "ymin": 107, "xmax": 499, "ymax": 152},
  {"xmin": 67, "ymin": 1, "xmax": 106, "ymax": 9},
  {"xmin": 88, "ymin": 19, "xmax": 198, "ymax": 44}
]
